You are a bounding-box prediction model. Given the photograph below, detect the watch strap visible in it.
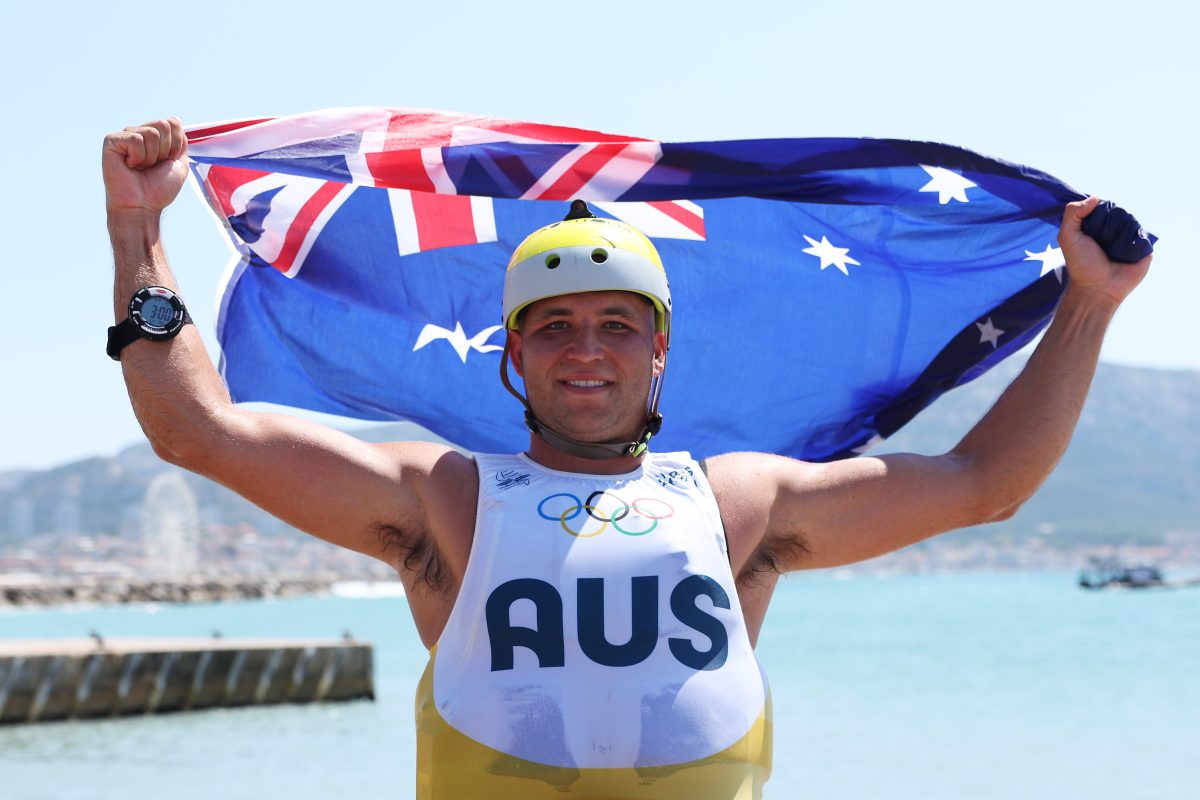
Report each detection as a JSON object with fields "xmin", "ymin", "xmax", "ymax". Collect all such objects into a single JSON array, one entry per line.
[
  {"xmin": 106, "ymin": 307, "xmax": 193, "ymax": 361},
  {"xmin": 106, "ymin": 319, "xmax": 142, "ymax": 361}
]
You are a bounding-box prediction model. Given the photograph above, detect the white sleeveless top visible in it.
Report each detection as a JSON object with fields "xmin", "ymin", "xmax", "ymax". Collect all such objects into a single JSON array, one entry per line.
[{"xmin": 429, "ymin": 451, "xmax": 769, "ymax": 774}]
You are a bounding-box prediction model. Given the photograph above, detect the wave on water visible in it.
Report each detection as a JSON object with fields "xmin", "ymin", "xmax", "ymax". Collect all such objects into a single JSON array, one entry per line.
[{"xmin": 329, "ymin": 580, "xmax": 406, "ymax": 599}]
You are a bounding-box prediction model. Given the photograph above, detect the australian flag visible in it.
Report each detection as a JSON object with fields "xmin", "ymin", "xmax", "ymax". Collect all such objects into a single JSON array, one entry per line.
[{"xmin": 184, "ymin": 107, "xmax": 1150, "ymax": 461}]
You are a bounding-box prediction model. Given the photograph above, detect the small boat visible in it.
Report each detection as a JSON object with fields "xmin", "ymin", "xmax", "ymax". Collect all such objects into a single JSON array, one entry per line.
[{"xmin": 1078, "ymin": 558, "xmax": 1166, "ymax": 590}]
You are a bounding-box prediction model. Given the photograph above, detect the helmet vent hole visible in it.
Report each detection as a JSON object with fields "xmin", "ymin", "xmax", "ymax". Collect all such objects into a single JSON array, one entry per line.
[
  {"xmin": 545, "ymin": 254, "xmax": 561, "ymax": 269},
  {"xmin": 591, "ymin": 248, "xmax": 609, "ymax": 264}
]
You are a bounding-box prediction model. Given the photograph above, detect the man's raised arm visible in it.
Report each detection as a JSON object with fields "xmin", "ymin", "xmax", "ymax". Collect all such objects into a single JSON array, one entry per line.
[
  {"xmin": 710, "ymin": 197, "xmax": 1152, "ymax": 577},
  {"xmin": 102, "ymin": 120, "xmax": 476, "ymax": 625}
]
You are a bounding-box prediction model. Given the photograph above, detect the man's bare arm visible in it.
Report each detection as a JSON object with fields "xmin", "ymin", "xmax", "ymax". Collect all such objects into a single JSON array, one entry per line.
[
  {"xmin": 103, "ymin": 120, "xmax": 476, "ymax": 601},
  {"xmin": 711, "ymin": 196, "xmax": 1151, "ymax": 576}
]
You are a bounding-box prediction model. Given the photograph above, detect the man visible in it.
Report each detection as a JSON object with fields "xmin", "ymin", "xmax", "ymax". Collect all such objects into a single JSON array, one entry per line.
[{"xmin": 103, "ymin": 118, "xmax": 1149, "ymax": 799}]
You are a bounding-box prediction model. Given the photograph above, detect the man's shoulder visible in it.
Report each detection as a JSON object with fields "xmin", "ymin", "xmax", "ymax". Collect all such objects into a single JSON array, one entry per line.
[
  {"xmin": 373, "ymin": 440, "xmax": 479, "ymax": 500},
  {"xmin": 700, "ymin": 451, "xmax": 825, "ymax": 523},
  {"xmin": 699, "ymin": 452, "xmax": 784, "ymax": 517},
  {"xmin": 700, "ymin": 451, "xmax": 799, "ymax": 486},
  {"xmin": 375, "ymin": 439, "xmax": 471, "ymax": 464}
]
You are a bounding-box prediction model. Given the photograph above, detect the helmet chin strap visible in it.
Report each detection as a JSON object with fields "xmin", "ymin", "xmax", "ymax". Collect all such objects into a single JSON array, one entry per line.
[{"xmin": 499, "ymin": 345, "xmax": 664, "ymax": 460}]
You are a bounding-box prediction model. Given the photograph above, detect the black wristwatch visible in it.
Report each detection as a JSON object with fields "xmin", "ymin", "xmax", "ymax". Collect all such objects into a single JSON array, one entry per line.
[{"xmin": 107, "ymin": 286, "xmax": 193, "ymax": 361}]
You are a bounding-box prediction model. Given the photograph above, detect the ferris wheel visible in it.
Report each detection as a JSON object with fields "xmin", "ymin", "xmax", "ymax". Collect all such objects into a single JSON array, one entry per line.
[{"xmin": 141, "ymin": 471, "xmax": 200, "ymax": 576}]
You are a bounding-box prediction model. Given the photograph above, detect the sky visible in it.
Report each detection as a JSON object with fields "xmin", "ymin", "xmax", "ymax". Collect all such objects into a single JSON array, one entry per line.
[{"xmin": 1, "ymin": 0, "xmax": 1196, "ymax": 472}]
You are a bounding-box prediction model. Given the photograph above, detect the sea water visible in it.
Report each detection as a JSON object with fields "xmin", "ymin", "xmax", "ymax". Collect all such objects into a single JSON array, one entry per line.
[{"xmin": 1, "ymin": 571, "xmax": 1197, "ymax": 799}]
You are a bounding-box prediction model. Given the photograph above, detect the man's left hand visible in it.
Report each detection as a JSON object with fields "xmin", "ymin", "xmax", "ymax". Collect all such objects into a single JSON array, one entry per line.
[{"xmin": 1060, "ymin": 196, "xmax": 1152, "ymax": 307}]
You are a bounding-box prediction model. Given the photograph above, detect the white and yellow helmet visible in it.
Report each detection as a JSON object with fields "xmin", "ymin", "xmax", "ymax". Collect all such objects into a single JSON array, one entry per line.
[
  {"xmin": 502, "ymin": 200, "xmax": 671, "ymax": 344},
  {"xmin": 499, "ymin": 200, "xmax": 671, "ymax": 459}
]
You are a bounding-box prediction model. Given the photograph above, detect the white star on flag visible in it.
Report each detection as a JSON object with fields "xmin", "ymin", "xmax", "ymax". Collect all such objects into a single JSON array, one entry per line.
[
  {"xmin": 975, "ymin": 317, "xmax": 1005, "ymax": 349},
  {"xmin": 918, "ymin": 165, "xmax": 977, "ymax": 204},
  {"xmin": 1024, "ymin": 243, "xmax": 1066, "ymax": 282},
  {"xmin": 802, "ymin": 235, "xmax": 861, "ymax": 275}
]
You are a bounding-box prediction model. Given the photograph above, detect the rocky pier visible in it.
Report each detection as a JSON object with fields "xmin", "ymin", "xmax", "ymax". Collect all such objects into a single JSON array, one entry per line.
[
  {"xmin": 0, "ymin": 637, "xmax": 374, "ymax": 724},
  {"xmin": 0, "ymin": 575, "xmax": 344, "ymax": 608}
]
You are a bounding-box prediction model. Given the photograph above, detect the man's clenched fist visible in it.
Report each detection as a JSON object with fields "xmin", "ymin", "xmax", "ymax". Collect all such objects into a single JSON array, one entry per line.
[{"xmin": 102, "ymin": 118, "xmax": 189, "ymax": 216}]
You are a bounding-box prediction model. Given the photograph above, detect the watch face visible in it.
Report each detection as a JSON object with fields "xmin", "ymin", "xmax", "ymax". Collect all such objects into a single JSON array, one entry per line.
[
  {"xmin": 129, "ymin": 287, "xmax": 186, "ymax": 339},
  {"xmin": 140, "ymin": 296, "xmax": 176, "ymax": 329}
]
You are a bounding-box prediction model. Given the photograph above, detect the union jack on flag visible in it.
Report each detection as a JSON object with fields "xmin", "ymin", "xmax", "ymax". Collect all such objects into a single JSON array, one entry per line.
[{"xmin": 184, "ymin": 107, "xmax": 1152, "ymax": 460}]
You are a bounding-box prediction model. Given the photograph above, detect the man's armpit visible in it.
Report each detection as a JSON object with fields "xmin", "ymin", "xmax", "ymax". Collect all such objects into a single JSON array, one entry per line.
[{"xmin": 376, "ymin": 522, "xmax": 450, "ymax": 593}]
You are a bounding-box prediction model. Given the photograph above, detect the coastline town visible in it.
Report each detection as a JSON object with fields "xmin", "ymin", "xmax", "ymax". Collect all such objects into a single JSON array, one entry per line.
[{"xmin": 4, "ymin": 506, "xmax": 1198, "ymax": 608}]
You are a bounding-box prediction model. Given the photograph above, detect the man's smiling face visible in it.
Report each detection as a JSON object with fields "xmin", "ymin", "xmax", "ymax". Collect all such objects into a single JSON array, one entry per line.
[{"xmin": 508, "ymin": 291, "xmax": 666, "ymax": 445}]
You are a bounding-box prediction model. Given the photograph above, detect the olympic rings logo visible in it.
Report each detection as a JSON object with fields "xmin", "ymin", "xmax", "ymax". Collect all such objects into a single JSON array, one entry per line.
[{"xmin": 536, "ymin": 491, "xmax": 675, "ymax": 538}]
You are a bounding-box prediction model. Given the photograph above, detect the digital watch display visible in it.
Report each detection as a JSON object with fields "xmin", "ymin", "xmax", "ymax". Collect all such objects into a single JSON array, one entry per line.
[{"xmin": 106, "ymin": 286, "xmax": 192, "ymax": 361}]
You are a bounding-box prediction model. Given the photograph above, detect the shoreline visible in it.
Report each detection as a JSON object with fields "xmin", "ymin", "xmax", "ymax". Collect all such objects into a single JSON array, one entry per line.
[{"xmin": 0, "ymin": 575, "xmax": 403, "ymax": 609}]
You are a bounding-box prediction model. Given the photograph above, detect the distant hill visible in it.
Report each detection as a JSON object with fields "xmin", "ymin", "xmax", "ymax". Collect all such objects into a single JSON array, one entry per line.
[
  {"xmin": 878, "ymin": 359, "xmax": 1200, "ymax": 543},
  {"xmin": 2, "ymin": 363, "xmax": 1197, "ymax": 545},
  {"xmin": 0, "ymin": 422, "xmax": 451, "ymax": 541}
]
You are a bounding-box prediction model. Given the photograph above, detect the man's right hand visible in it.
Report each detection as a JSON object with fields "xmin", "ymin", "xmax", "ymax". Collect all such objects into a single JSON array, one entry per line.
[{"xmin": 102, "ymin": 118, "xmax": 189, "ymax": 216}]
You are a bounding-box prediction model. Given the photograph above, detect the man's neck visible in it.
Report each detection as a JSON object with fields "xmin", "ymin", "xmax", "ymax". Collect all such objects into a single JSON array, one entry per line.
[{"xmin": 525, "ymin": 433, "xmax": 646, "ymax": 475}]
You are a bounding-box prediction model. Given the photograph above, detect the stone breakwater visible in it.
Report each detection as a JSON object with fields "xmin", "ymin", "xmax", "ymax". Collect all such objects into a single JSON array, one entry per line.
[
  {"xmin": 0, "ymin": 638, "xmax": 374, "ymax": 724},
  {"xmin": 0, "ymin": 576, "xmax": 343, "ymax": 608}
]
